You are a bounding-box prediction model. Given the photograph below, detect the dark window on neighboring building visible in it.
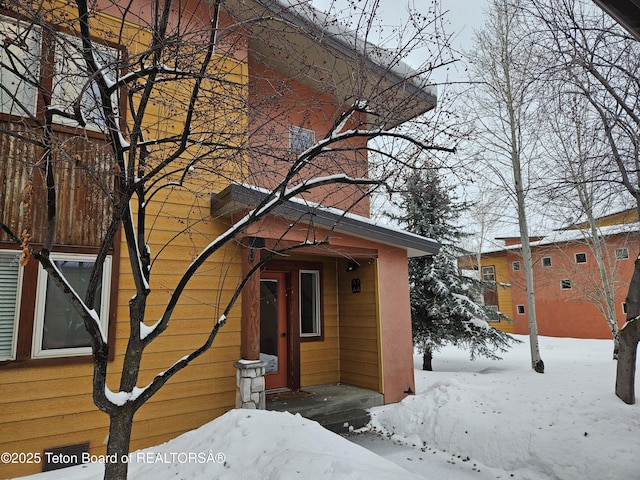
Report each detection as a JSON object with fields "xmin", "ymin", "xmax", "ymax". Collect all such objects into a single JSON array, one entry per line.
[
  {"xmin": 561, "ymin": 279, "xmax": 572, "ymax": 290},
  {"xmin": 517, "ymin": 305, "xmax": 525, "ymax": 315},
  {"xmin": 542, "ymin": 257, "xmax": 552, "ymax": 268},
  {"xmin": 512, "ymin": 261, "xmax": 520, "ymax": 271},
  {"xmin": 575, "ymin": 252, "xmax": 587, "ymax": 264},
  {"xmin": 615, "ymin": 248, "xmax": 629, "ymax": 260},
  {"xmin": 622, "ymin": 302, "xmax": 627, "ymax": 315}
]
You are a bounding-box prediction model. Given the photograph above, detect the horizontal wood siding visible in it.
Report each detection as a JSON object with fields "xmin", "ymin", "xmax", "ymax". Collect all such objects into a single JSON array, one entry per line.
[
  {"xmin": 338, "ymin": 259, "xmax": 380, "ymax": 391},
  {"xmin": 299, "ymin": 257, "xmax": 340, "ymax": 387}
]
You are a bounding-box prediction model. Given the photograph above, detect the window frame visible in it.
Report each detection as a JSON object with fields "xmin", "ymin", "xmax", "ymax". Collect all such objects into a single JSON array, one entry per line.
[
  {"xmin": 31, "ymin": 252, "xmax": 112, "ymax": 359},
  {"xmin": 542, "ymin": 256, "xmax": 552, "ymax": 268},
  {"xmin": 0, "ymin": 12, "xmax": 124, "ymax": 133},
  {"xmin": 622, "ymin": 302, "xmax": 627, "ymax": 315},
  {"xmin": 481, "ymin": 266, "xmax": 495, "ymax": 282},
  {"xmin": 299, "ymin": 269, "xmax": 321, "ymax": 338},
  {"xmin": 0, "ymin": 15, "xmax": 41, "ymax": 117},
  {"xmin": 615, "ymin": 248, "xmax": 629, "ymax": 260},
  {"xmin": 574, "ymin": 252, "xmax": 587, "ymax": 264},
  {"xmin": 289, "ymin": 125, "xmax": 315, "ymax": 155},
  {"xmin": 512, "ymin": 261, "xmax": 520, "ymax": 271},
  {"xmin": 485, "ymin": 305, "xmax": 500, "ymax": 322},
  {"xmin": 50, "ymin": 32, "xmax": 120, "ymax": 131},
  {"xmin": 516, "ymin": 304, "xmax": 525, "ymax": 315},
  {"xmin": 0, "ymin": 250, "xmax": 23, "ymax": 361},
  {"xmin": 560, "ymin": 279, "xmax": 572, "ymax": 290}
]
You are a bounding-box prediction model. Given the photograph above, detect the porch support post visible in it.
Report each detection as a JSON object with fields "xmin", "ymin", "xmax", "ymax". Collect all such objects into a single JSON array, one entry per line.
[
  {"xmin": 241, "ymin": 243, "xmax": 260, "ymax": 360},
  {"xmin": 377, "ymin": 246, "xmax": 416, "ymax": 403},
  {"xmin": 234, "ymin": 360, "xmax": 267, "ymax": 409}
]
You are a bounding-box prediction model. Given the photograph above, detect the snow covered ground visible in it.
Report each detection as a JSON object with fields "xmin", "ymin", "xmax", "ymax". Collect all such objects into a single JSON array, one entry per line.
[{"xmin": 13, "ymin": 335, "xmax": 640, "ymax": 480}]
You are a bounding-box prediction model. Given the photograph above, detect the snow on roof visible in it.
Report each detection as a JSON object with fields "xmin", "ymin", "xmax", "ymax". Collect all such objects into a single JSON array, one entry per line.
[
  {"xmin": 211, "ymin": 183, "xmax": 440, "ymax": 257},
  {"xmin": 480, "ymin": 222, "xmax": 640, "ymax": 254}
]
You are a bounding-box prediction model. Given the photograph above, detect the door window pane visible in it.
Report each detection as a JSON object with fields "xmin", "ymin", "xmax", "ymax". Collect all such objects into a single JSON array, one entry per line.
[{"xmin": 260, "ymin": 280, "xmax": 279, "ymax": 374}]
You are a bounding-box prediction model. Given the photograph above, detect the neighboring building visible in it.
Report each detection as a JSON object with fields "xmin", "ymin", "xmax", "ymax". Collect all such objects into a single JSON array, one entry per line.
[
  {"xmin": 0, "ymin": 0, "xmax": 439, "ymax": 477},
  {"xmin": 464, "ymin": 212, "xmax": 640, "ymax": 339}
]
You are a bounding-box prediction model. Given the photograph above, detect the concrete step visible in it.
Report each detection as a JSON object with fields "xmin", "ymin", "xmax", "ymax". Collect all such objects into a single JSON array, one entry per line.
[
  {"xmin": 266, "ymin": 383, "xmax": 384, "ymax": 421},
  {"xmin": 313, "ymin": 408, "xmax": 371, "ymax": 433}
]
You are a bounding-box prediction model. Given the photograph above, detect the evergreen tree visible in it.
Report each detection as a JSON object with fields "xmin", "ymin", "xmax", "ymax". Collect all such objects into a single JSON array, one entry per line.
[{"xmin": 394, "ymin": 171, "xmax": 518, "ymax": 370}]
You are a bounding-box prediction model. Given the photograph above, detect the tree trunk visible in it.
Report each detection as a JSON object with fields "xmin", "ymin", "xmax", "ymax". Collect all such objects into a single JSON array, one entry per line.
[
  {"xmin": 615, "ymin": 319, "xmax": 639, "ymax": 404},
  {"xmin": 103, "ymin": 408, "xmax": 135, "ymax": 480},
  {"xmin": 423, "ymin": 349, "xmax": 433, "ymax": 371},
  {"xmin": 616, "ymin": 256, "xmax": 640, "ymax": 404}
]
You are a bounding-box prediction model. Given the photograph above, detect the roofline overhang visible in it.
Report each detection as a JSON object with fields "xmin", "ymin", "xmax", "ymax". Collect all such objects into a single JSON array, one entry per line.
[
  {"xmin": 211, "ymin": 184, "xmax": 440, "ymax": 257},
  {"xmin": 593, "ymin": 0, "xmax": 640, "ymax": 41},
  {"xmin": 222, "ymin": 0, "xmax": 437, "ymax": 128}
]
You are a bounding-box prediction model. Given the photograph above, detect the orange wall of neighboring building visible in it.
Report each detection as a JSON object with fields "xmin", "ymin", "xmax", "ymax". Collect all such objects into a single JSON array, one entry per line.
[{"xmin": 508, "ymin": 236, "xmax": 637, "ymax": 339}]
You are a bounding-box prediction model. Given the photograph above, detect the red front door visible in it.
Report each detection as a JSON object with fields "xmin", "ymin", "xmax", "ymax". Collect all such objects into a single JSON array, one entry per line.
[{"xmin": 260, "ymin": 272, "xmax": 288, "ymax": 390}]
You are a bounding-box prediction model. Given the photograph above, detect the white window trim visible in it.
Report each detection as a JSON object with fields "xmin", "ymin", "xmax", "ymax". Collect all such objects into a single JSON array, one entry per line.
[
  {"xmin": 51, "ymin": 32, "xmax": 120, "ymax": 131},
  {"xmin": 299, "ymin": 269, "xmax": 321, "ymax": 337},
  {"xmin": 615, "ymin": 248, "xmax": 629, "ymax": 260},
  {"xmin": 481, "ymin": 266, "xmax": 495, "ymax": 282},
  {"xmin": 0, "ymin": 15, "xmax": 41, "ymax": 116},
  {"xmin": 32, "ymin": 252, "xmax": 111, "ymax": 358},
  {"xmin": 516, "ymin": 305, "xmax": 525, "ymax": 315},
  {"xmin": 575, "ymin": 252, "xmax": 587, "ymax": 264},
  {"xmin": 0, "ymin": 250, "xmax": 23, "ymax": 361},
  {"xmin": 289, "ymin": 125, "xmax": 315, "ymax": 155}
]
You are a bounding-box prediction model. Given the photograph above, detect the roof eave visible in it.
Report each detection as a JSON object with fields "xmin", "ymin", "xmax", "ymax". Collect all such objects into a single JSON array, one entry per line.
[{"xmin": 211, "ymin": 184, "xmax": 440, "ymax": 257}]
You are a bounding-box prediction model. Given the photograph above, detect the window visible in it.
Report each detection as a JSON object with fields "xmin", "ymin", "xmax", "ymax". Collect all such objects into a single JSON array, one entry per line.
[
  {"xmin": 0, "ymin": 16, "xmax": 40, "ymax": 116},
  {"xmin": 300, "ymin": 270, "xmax": 321, "ymax": 337},
  {"xmin": 0, "ymin": 14, "xmax": 120, "ymax": 129},
  {"xmin": 486, "ymin": 305, "xmax": 500, "ymax": 322},
  {"xmin": 512, "ymin": 261, "xmax": 520, "ymax": 271},
  {"xmin": 52, "ymin": 33, "xmax": 119, "ymax": 129},
  {"xmin": 575, "ymin": 252, "xmax": 587, "ymax": 264},
  {"xmin": 32, "ymin": 253, "xmax": 111, "ymax": 358},
  {"xmin": 516, "ymin": 305, "xmax": 525, "ymax": 315},
  {"xmin": 0, "ymin": 249, "xmax": 113, "ymax": 361},
  {"xmin": 289, "ymin": 126, "xmax": 315, "ymax": 154},
  {"xmin": 0, "ymin": 251, "xmax": 22, "ymax": 360},
  {"xmin": 615, "ymin": 248, "xmax": 629, "ymax": 260},
  {"xmin": 542, "ymin": 257, "xmax": 552, "ymax": 268},
  {"xmin": 622, "ymin": 302, "xmax": 627, "ymax": 315},
  {"xmin": 561, "ymin": 279, "xmax": 572, "ymax": 290},
  {"xmin": 481, "ymin": 266, "xmax": 495, "ymax": 282}
]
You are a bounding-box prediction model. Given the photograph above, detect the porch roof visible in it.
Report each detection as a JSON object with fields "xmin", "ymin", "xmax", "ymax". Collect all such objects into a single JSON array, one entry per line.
[{"xmin": 211, "ymin": 184, "xmax": 440, "ymax": 258}]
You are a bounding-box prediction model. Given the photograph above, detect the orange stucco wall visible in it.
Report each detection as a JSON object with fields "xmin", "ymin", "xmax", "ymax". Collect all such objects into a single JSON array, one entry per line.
[
  {"xmin": 506, "ymin": 236, "xmax": 638, "ymax": 338},
  {"xmin": 376, "ymin": 246, "xmax": 415, "ymax": 403},
  {"xmin": 246, "ymin": 58, "xmax": 370, "ymax": 216}
]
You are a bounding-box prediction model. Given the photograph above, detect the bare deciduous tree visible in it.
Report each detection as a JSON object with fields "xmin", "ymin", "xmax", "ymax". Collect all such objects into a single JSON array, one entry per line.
[
  {"xmin": 0, "ymin": 0, "xmax": 456, "ymax": 478},
  {"xmin": 526, "ymin": 0, "xmax": 640, "ymax": 403},
  {"xmin": 464, "ymin": 0, "xmax": 545, "ymax": 373}
]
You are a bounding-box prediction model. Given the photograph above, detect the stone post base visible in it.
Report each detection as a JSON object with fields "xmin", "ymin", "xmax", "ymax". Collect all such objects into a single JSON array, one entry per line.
[{"xmin": 234, "ymin": 360, "xmax": 267, "ymax": 409}]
